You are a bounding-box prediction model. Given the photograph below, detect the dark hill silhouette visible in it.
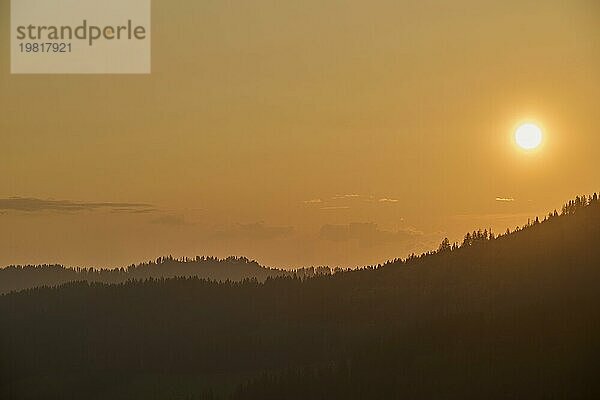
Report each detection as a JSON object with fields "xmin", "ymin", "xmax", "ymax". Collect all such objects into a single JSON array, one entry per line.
[
  {"xmin": 0, "ymin": 256, "xmax": 338, "ymax": 295},
  {"xmin": 0, "ymin": 194, "xmax": 598, "ymax": 399}
]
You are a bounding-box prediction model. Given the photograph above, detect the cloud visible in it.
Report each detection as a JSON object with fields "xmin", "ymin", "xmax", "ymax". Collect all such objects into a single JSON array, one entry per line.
[
  {"xmin": 304, "ymin": 194, "xmax": 363, "ymax": 210},
  {"xmin": 319, "ymin": 222, "xmax": 423, "ymax": 247},
  {"xmin": 303, "ymin": 199, "xmax": 322, "ymax": 204},
  {"xmin": 212, "ymin": 222, "xmax": 294, "ymax": 241},
  {"xmin": 332, "ymin": 194, "xmax": 361, "ymax": 200},
  {"xmin": 305, "ymin": 194, "xmax": 400, "ymax": 208},
  {"xmin": 0, "ymin": 196, "xmax": 153, "ymax": 213},
  {"xmin": 495, "ymin": 197, "xmax": 515, "ymax": 202}
]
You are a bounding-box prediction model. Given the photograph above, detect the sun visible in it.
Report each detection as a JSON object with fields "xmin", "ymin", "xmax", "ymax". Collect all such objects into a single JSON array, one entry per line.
[{"xmin": 515, "ymin": 123, "xmax": 543, "ymax": 150}]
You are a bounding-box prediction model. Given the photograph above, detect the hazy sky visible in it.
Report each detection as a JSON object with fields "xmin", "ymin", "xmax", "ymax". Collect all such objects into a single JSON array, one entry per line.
[{"xmin": 1, "ymin": 0, "xmax": 599, "ymax": 268}]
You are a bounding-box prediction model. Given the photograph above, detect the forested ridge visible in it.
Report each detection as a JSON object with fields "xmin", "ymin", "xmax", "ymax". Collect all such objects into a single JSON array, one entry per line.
[
  {"xmin": 0, "ymin": 256, "xmax": 339, "ymax": 295},
  {"xmin": 1, "ymin": 195, "xmax": 599, "ymax": 399}
]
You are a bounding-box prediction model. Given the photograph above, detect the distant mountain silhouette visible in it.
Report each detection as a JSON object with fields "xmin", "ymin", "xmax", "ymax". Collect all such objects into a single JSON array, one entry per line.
[
  {"xmin": 0, "ymin": 194, "xmax": 598, "ymax": 400},
  {"xmin": 0, "ymin": 256, "xmax": 339, "ymax": 295}
]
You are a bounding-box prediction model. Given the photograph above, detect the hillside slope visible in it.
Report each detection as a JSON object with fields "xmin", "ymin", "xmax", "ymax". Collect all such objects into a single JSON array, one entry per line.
[{"xmin": 1, "ymin": 199, "xmax": 599, "ymax": 399}]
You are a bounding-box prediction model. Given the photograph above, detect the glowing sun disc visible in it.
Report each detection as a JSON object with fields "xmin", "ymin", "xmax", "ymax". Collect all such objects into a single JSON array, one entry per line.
[{"xmin": 515, "ymin": 123, "xmax": 543, "ymax": 150}]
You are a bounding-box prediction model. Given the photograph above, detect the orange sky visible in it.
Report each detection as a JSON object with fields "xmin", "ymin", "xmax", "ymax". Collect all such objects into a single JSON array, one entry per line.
[{"xmin": 1, "ymin": 0, "xmax": 599, "ymax": 268}]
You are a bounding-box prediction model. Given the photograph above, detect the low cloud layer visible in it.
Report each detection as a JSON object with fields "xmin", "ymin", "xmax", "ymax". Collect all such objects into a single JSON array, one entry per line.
[
  {"xmin": 320, "ymin": 222, "xmax": 424, "ymax": 247},
  {"xmin": 0, "ymin": 197, "xmax": 153, "ymax": 213},
  {"xmin": 212, "ymin": 222, "xmax": 294, "ymax": 241},
  {"xmin": 304, "ymin": 193, "xmax": 400, "ymax": 210}
]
